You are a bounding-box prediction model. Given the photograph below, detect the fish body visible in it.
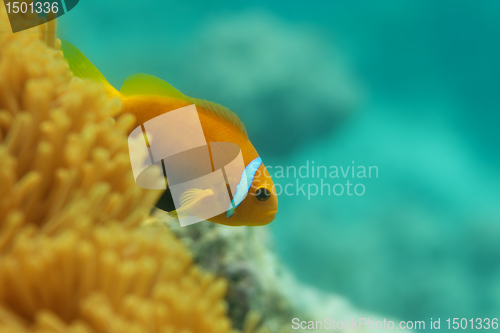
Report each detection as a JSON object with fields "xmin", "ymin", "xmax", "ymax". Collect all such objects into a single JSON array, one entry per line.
[
  {"xmin": 61, "ymin": 41, "xmax": 278, "ymax": 226},
  {"xmin": 124, "ymin": 94, "xmax": 258, "ymax": 164}
]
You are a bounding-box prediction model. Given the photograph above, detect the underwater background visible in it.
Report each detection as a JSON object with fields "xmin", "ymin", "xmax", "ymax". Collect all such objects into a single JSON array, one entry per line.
[{"xmin": 58, "ymin": 0, "xmax": 500, "ymax": 327}]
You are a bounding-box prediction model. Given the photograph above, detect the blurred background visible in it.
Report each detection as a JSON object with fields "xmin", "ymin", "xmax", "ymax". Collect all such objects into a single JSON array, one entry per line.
[{"xmin": 59, "ymin": 0, "xmax": 500, "ymax": 325}]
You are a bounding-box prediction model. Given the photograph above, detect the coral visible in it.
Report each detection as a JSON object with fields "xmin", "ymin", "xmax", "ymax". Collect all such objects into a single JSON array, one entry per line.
[
  {"xmin": 157, "ymin": 211, "xmax": 403, "ymax": 333},
  {"xmin": 156, "ymin": 212, "xmax": 296, "ymax": 333}
]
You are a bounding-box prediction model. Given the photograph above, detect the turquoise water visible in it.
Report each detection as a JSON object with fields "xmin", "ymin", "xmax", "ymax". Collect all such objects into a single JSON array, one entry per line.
[{"xmin": 59, "ymin": 0, "xmax": 500, "ymax": 325}]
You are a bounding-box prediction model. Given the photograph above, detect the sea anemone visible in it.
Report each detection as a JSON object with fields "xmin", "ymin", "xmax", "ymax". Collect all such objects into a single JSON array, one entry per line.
[
  {"xmin": 0, "ymin": 2, "xmax": 237, "ymax": 332},
  {"xmin": 0, "ymin": 221, "xmax": 232, "ymax": 333},
  {"xmin": 0, "ymin": 0, "xmax": 161, "ymax": 251}
]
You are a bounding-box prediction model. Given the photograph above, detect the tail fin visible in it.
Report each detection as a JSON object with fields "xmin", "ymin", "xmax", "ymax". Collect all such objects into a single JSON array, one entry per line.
[{"xmin": 60, "ymin": 40, "xmax": 121, "ymax": 99}]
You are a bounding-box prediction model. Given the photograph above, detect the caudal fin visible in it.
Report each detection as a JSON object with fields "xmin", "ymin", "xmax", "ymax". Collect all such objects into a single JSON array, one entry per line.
[{"xmin": 60, "ymin": 40, "xmax": 121, "ymax": 100}]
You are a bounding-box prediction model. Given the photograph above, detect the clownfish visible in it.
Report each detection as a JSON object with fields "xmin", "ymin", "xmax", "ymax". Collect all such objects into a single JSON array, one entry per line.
[{"xmin": 61, "ymin": 41, "xmax": 278, "ymax": 226}]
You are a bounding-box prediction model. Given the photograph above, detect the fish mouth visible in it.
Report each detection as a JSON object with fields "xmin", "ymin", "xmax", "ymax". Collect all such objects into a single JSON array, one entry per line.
[{"xmin": 266, "ymin": 210, "xmax": 278, "ymax": 216}]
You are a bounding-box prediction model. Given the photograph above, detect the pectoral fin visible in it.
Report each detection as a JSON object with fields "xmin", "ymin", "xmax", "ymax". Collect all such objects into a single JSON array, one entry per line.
[{"xmin": 171, "ymin": 188, "xmax": 215, "ymax": 219}]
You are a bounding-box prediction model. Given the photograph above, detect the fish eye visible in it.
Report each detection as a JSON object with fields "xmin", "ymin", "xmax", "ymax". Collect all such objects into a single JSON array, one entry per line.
[{"xmin": 255, "ymin": 187, "xmax": 271, "ymax": 201}]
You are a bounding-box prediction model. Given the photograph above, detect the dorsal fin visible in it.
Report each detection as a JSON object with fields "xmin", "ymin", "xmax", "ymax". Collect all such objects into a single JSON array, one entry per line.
[
  {"xmin": 120, "ymin": 73, "xmax": 247, "ymax": 136},
  {"xmin": 60, "ymin": 40, "xmax": 121, "ymax": 99}
]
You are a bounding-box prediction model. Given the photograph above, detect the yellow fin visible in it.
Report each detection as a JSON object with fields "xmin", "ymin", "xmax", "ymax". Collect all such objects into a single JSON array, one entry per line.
[
  {"xmin": 120, "ymin": 73, "xmax": 247, "ymax": 136},
  {"xmin": 60, "ymin": 40, "xmax": 121, "ymax": 99},
  {"xmin": 174, "ymin": 188, "xmax": 214, "ymax": 219}
]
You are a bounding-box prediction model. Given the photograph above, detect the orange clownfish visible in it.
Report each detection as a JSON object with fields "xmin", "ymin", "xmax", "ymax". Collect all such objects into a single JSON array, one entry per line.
[{"xmin": 61, "ymin": 41, "xmax": 278, "ymax": 226}]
